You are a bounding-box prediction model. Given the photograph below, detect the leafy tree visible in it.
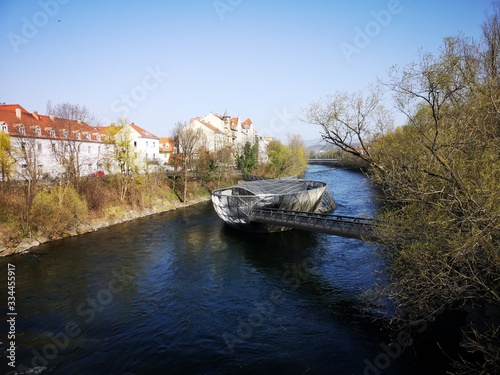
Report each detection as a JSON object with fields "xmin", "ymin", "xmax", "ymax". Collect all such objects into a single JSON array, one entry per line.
[
  {"xmin": 304, "ymin": 8, "xmax": 500, "ymax": 372},
  {"xmin": 0, "ymin": 132, "xmax": 15, "ymax": 182},
  {"xmin": 104, "ymin": 118, "xmax": 141, "ymax": 202},
  {"xmin": 236, "ymin": 141, "xmax": 259, "ymax": 174},
  {"xmin": 371, "ymin": 28, "xmax": 499, "ymax": 375},
  {"xmin": 265, "ymin": 135, "xmax": 308, "ymax": 178}
]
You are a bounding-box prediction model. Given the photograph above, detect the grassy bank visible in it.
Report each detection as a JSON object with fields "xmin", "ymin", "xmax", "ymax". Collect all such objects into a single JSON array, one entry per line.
[{"xmin": 0, "ymin": 172, "xmax": 237, "ymax": 256}]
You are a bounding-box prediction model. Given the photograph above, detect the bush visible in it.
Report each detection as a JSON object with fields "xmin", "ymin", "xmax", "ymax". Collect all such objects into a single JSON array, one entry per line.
[
  {"xmin": 30, "ymin": 184, "xmax": 88, "ymax": 238},
  {"xmin": 79, "ymin": 177, "xmax": 119, "ymax": 213}
]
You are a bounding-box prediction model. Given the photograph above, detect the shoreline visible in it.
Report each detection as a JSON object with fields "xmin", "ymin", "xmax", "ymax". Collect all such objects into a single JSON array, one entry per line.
[{"xmin": 0, "ymin": 195, "xmax": 212, "ymax": 257}]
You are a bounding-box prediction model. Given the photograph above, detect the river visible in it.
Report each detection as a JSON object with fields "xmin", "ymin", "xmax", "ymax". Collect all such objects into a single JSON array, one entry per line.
[{"xmin": 0, "ymin": 165, "xmax": 456, "ymax": 375}]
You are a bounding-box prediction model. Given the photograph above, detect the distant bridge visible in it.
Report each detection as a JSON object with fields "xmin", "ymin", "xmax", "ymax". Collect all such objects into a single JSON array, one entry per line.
[
  {"xmin": 248, "ymin": 208, "xmax": 376, "ymax": 241},
  {"xmin": 307, "ymin": 159, "xmax": 339, "ymax": 164}
]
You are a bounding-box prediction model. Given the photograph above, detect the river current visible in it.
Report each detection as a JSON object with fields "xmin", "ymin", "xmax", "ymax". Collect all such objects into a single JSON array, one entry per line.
[{"xmin": 0, "ymin": 165, "xmax": 455, "ymax": 374}]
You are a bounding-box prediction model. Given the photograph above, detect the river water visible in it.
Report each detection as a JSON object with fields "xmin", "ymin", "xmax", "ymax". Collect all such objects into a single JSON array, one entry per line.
[{"xmin": 0, "ymin": 165, "xmax": 455, "ymax": 375}]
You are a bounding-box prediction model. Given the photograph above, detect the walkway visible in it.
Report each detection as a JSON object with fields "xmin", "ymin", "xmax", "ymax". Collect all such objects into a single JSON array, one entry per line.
[{"xmin": 248, "ymin": 208, "xmax": 376, "ymax": 241}]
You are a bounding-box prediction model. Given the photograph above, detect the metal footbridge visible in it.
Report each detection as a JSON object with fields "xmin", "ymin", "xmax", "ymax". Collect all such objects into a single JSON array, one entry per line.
[{"xmin": 248, "ymin": 208, "xmax": 376, "ymax": 241}]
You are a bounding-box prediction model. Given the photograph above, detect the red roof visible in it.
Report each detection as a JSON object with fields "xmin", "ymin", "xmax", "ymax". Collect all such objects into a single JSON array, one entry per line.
[
  {"xmin": 159, "ymin": 137, "xmax": 174, "ymax": 152},
  {"xmin": 242, "ymin": 118, "xmax": 252, "ymax": 128},
  {"xmin": 229, "ymin": 117, "xmax": 239, "ymax": 130},
  {"xmin": 129, "ymin": 123, "xmax": 159, "ymax": 139},
  {"xmin": 0, "ymin": 104, "xmax": 104, "ymax": 142}
]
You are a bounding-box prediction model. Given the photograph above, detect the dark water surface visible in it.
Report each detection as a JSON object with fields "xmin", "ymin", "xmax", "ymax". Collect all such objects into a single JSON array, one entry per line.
[{"xmin": 0, "ymin": 165, "xmax": 453, "ymax": 374}]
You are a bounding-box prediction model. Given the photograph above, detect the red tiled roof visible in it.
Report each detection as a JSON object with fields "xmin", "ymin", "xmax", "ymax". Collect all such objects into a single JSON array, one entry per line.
[
  {"xmin": 129, "ymin": 123, "xmax": 159, "ymax": 139},
  {"xmin": 229, "ymin": 117, "xmax": 239, "ymax": 130},
  {"xmin": 242, "ymin": 118, "xmax": 252, "ymax": 128},
  {"xmin": 0, "ymin": 104, "xmax": 103, "ymax": 142},
  {"xmin": 159, "ymin": 137, "xmax": 174, "ymax": 152}
]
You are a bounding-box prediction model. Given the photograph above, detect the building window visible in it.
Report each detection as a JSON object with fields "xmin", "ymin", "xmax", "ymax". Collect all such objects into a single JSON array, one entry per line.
[
  {"xmin": 85, "ymin": 133, "xmax": 91, "ymax": 140},
  {"xmin": 35, "ymin": 127, "xmax": 41, "ymax": 136},
  {"xmin": 88, "ymin": 146, "xmax": 91, "ymax": 153},
  {"xmin": 49, "ymin": 129, "xmax": 55, "ymax": 137},
  {"xmin": 134, "ymin": 141, "xmax": 137, "ymax": 147},
  {"xmin": 146, "ymin": 141, "xmax": 148, "ymax": 148},
  {"xmin": 19, "ymin": 126, "xmax": 25, "ymax": 135},
  {"xmin": 95, "ymin": 134, "xmax": 100, "ymax": 141},
  {"xmin": 76, "ymin": 133, "xmax": 81, "ymax": 140},
  {"xmin": 145, "ymin": 153, "xmax": 148, "ymax": 159},
  {"xmin": 37, "ymin": 143, "xmax": 42, "ymax": 152},
  {"xmin": 1, "ymin": 124, "xmax": 8, "ymax": 132},
  {"xmin": 152, "ymin": 142, "xmax": 155, "ymax": 148}
]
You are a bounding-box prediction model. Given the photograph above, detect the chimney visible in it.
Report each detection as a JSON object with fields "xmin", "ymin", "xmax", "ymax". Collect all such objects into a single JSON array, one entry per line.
[
  {"xmin": 32, "ymin": 111, "xmax": 39, "ymax": 120},
  {"xmin": 15, "ymin": 108, "xmax": 21, "ymax": 120},
  {"xmin": 49, "ymin": 114, "xmax": 54, "ymax": 120}
]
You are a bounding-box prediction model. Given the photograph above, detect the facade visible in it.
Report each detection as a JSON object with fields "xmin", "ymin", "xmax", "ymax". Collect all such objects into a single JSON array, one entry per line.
[
  {"xmin": 126, "ymin": 123, "xmax": 160, "ymax": 163},
  {"xmin": 0, "ymin": 104, "xmax": 160, "ymax": 180},
  {"xmin": 159, "ymin": 137, "xmax": 175, "ymax": 165},
  {"xmin": 188, "ymin": 110, "xmax": 270, "ymax": 162},
  {"xmin": 0, "ymin": 104, "xmax": 111, "ymax": 180}
]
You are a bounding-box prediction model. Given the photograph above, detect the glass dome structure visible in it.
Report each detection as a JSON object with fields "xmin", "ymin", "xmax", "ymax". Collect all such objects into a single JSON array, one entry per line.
[{"xmin": 211, "ymin": 178, "xmax": 336, "ymax": 232}]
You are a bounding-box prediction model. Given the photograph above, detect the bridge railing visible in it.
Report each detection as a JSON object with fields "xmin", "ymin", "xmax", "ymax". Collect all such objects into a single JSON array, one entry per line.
[{"xmin": 248, "ymin": 207, "xmax": 376, "ymax": 241}]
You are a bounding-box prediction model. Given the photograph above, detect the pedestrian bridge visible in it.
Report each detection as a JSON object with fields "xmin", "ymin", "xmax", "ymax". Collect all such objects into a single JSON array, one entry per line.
[
  {"xmin": 248, "ymin": 208, "xmax": 376, "ymax": 241},
  {"xmin": 307, "ymin": 159, "xmax": 339, "ymax": 164}
]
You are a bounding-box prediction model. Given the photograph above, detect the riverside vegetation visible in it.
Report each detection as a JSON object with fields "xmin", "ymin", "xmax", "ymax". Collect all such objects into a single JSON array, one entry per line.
[
  {"xmin": 0, "ymin": 121, "xmax": 308, "ymax": 256},
  {"xmin": 305, "ymin": 8, "xmax": 500, "ymax": 374}
]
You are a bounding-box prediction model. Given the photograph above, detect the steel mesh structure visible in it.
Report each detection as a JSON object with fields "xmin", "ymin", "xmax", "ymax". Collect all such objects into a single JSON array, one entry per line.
[{"xmin": 211, "ymin": 178, "xmax": 336, "ymax": 232}]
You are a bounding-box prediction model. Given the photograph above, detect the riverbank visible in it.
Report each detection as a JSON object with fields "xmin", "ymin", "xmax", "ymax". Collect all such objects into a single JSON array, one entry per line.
[{"xmin": 0, "ymin": 192, "xmax": 212, "ymax": 257}]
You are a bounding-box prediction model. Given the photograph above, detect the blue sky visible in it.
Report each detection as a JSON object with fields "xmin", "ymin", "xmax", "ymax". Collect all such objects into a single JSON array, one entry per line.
[{"xmin": 0, "ymin": 0, "xmax": 494, "ymax": 142}]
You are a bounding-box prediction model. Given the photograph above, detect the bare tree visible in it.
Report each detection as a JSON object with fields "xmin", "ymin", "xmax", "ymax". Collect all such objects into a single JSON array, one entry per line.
[
  {"xmin": 47, "ymin": 102, "xmax": 99, "ymax": 125},
  {"xmin": 171, "ymin": 122, "xmax": 204, "ymax": 203},
  {"xmin": 48, "ymin": 103, "xmax": 100, "ymax": 187},
  {"xmin": 12, "ymin": 135, "xmax": 41, "ymax": 221},
  {"xmin": 303, "ymin": 84, "xmax": 393, "ymax": 171}
]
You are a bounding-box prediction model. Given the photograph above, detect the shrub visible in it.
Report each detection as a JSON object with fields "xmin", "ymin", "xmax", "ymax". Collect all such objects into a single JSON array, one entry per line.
[{"xmin": 30, "ymin": 184, "xmax": 88, "ymax": 238}]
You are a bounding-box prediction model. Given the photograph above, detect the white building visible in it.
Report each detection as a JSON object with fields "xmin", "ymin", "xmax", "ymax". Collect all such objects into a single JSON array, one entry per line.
[
  {"xmin": 188, "ymin": 110, "xmax": 269, "ymax": 161},
  {"xmin": 0, "ymin": 104, "xmax": 112, "ymax": 180},
  {"xmin": 125, "ymin": 123, "xmax": 160, "ymax": 163},
  {"xmin": 0, "ymin": 104, "xmax": 160, "ymax": 180}
]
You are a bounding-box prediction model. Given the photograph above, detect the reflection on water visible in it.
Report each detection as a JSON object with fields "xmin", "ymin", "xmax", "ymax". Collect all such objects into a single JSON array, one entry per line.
[{"xmin": 0, "ymin": 165, "xmax": 452, "ymax": 375}]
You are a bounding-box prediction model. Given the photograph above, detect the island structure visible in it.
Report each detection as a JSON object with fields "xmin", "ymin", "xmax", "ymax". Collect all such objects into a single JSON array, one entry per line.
[{"xmin": 211, "ymin": 178, "xmax": 336, "ymax": 233}]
